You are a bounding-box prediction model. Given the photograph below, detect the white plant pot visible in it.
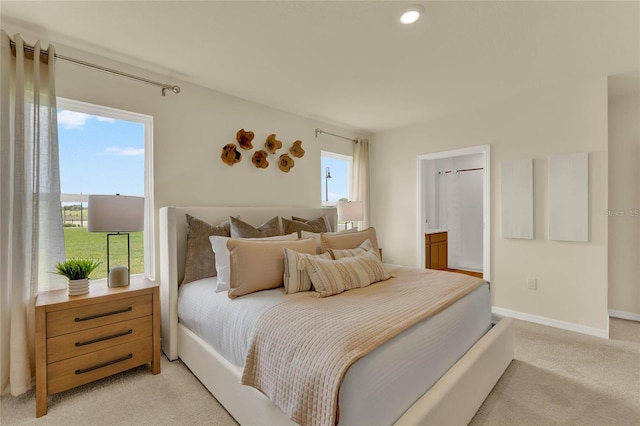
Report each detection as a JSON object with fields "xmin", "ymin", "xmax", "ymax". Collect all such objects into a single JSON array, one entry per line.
[{"xmin": 68, "ymin": 278, "xmax": 89, "ymax": 296}]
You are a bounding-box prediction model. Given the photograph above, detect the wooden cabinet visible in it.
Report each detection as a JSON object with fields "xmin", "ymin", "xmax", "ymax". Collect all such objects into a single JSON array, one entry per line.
[
  {"xmin": 425, "ymin": 232, "xmax": 448, "ymax": 270},
  {"xmin": 35, "ymin": 277, "xmax": 160, "ymax": 417}
]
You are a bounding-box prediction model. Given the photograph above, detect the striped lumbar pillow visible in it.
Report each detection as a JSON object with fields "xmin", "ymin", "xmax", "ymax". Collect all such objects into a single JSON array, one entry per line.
[
  {"xmin": 301, "ymin": 250, "xmax": 391, "ymax": 297},
  {"xmin": 329, "ymin": 239, "xmax": 374, "ymax": 260},
  {"xmin": 283, "ymin": 248, "xmax": 332, "ymax": 294}
]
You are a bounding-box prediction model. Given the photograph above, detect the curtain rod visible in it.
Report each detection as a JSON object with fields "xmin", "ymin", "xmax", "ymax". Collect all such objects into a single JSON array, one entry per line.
[
  {"xmin": 315, "ymin": 128, "xmax": 358, "ymax": 143},
  {"xmin": 438, "ymin": 167, "xmax": 484, "ymax": 174},
  {"xmin": 9, "ymin": 39, "xmax": 181, "ymax": 97}
]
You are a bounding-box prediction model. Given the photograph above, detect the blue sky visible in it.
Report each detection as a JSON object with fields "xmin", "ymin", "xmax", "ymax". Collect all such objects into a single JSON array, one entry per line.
[
  {"xmin": 57, "ymin": 109, "xmax": 144, "ymax": 197},
  {"xmin": 321, "ymin": 156, "xmax": 350, "ymax": 202}
]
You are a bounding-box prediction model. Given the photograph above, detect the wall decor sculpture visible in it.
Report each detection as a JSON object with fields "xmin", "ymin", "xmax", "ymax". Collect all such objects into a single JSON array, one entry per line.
[
  {"xmin": 221, "ymin": 143, "xmax": 242, "ymax": 166},
  {"xmin": 251, "ymin": 150, "xmax": 269, "ymax": 169},
  {"xmin": 265, "ymin": 134, "xmax": 283, "ymax": 154},
  {"xmin": 278, "ymin": 153, "xmax": 294, "ymax": 172},
  {"xmin": 290, "ymin": 140, "xmax": 305, "ymax": 158},
  {"xmin": 236, "ymin": 129, "xmax": 254, "ymax": 150}
]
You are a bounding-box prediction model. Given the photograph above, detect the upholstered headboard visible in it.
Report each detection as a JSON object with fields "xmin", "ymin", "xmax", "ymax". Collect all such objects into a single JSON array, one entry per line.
[{"xmin": 159, "ymin": 206, "xmax": 337, "ymax": 360}]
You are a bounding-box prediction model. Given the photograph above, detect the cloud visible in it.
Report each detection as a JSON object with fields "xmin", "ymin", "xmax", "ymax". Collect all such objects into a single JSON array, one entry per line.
[
  {"xmin": 57, "ymin": 110, "xmax": 91, "ymax": 129},
  {"xmin": 105, "ymin": 147, "xmax": 144, "ymax": 156},
  {"xmin": 96, "ymin": 117, "xmax": 116, "ymax": 123}
]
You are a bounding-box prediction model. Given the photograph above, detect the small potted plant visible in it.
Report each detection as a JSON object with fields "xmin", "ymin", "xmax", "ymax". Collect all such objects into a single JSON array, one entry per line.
[{"xmin": 54, "ymin": 258, "xmax": 101, "ymax": 295}]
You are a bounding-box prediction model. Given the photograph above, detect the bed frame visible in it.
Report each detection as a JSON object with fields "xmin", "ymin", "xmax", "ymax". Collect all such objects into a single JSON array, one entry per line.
[{"xmin": 159, "ymin": 206, "xmax": 514, "ymax": 425}]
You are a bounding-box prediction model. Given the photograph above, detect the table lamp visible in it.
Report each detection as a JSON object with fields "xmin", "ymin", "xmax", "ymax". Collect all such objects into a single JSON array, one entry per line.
[
  {"xmin": 88, "ymin": 194, "xmax": 144, "ymax": 287},
  {"xmin": 337, "ymin": 200, "xmax": 364, "ymax": 230}
]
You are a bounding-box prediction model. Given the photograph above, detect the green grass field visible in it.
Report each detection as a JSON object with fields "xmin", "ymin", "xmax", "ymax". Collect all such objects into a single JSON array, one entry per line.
[{"xmin": 63, "ymin": 227, "xmax": 144, "ymax": 279}]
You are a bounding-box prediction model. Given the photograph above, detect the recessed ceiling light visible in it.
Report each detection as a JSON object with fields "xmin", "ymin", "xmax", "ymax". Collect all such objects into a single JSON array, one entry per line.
[{"xmin": 400, "ymin": 5, "xmax": 424, "ymax": 25}]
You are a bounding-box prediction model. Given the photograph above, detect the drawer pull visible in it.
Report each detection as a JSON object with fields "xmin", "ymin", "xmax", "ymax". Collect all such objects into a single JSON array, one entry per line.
[
  {"xmin": 75, "ymin": 329, "xmax": 133, "ymax": 347},
  {"xmin": 75, "ymin": 353, "xmax": 133, "ymax": 375},
  {"xmin": 74, "ymin": 306, "xmax": 132, "ymax": 322}
]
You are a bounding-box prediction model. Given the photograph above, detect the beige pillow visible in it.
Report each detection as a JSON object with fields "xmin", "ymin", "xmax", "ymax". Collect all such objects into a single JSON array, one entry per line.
[
  {"xmin": 283, "ymin": 248, "xmax": 332, "ymax": 294},
  {"xmin": 210, "ymin": 233, "xmax": 299, "ymax": 293},
  {"xmin": 330, "ymin": 239, "xmax": 375, "ymax": 260},
  {"xmin": 282, "ymin": 216, "xmax": 330, "ymax": 237},
  {"xmin": 226, "ymin": 238, "xmax": 316, "ymax": 299},
  {"xmin": 320, "ymin": 227, "xmax": 379, "ymax": 258},
  {"xmin": 182, "ymin": 214, "xmax": 230, "ymax": 284},
  {"xmin": 230, "ymin": 216, "xmax": 281, "ymax": 238},
  {"xmin": 301, "ymin": 250, "xmax": 391, "ymax": 297},
  {"xmin": 301, "ymin": 228, "xmax": 360, "ymax": 254}
]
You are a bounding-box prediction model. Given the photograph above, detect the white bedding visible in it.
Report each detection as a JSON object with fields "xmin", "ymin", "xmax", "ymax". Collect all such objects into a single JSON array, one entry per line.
[{"xmin": 177, "ymin": 265, "xmax": 491, "ymax": 425}]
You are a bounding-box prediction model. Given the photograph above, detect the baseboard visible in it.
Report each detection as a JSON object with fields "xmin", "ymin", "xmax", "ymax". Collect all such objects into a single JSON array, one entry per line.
[
  {"xmin": 608, "ymin": 309, "xmax": 640, "ymax": 322},
  {"xmin": 492, "ymin": 306, "xmax": 609, "ymax": 339}
]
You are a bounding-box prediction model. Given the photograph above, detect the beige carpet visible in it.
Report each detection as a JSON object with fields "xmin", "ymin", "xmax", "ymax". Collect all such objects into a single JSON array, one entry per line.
[{"xmin": 2, "ymin": 318, "xmax": 638, "ymax": 426}]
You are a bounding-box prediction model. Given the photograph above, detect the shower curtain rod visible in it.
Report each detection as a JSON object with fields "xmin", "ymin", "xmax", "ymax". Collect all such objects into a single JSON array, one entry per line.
[
  {"xmin": 9, "ymin": 39, "xmax": 181, "ymax": 96},
  {"xmin": 315, "ymin": 128, "xmax": 358, "ymax": 143},
  {"xmin": 438, "ymin": 167, "xmax": 484, "ymax": 174}
]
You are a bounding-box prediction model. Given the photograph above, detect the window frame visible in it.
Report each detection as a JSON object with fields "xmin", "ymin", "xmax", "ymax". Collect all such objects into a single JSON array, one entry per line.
[
  {"xmin": 321, "ymin": 150, "xmax": 352, "ymax": 207},
  {"xmin": 57, "ymin": 97, "xmax": 155, "ymax": 280}
]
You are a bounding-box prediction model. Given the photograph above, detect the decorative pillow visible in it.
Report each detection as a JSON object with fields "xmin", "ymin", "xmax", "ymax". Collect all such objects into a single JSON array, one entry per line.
[
  {"xmin": 292, "ymin": 215, "xmax": 333, "ymax": 233},
  {"xmin": 301, "ymin": 228, "xmax": 360, "ymax": 254},
  {"xmin": 210, "ymin": 233, "xmax": 298, "ymax": 293},
  {"xmin": 230, "ymin": 216, "xmax": 281, "ymax": 238},
  {"xmin": 182, "ymin": 214, "xmax": 230, "ymax": 285},
  {"xmin": 283, "ymin": 248, "xmax": 332, "ymax": 294},
  {"xmin": 282, "ymin": 216, "xmax": 329, "ymax": 237},
  {"xmin": 320, "ymin": 227, "xmax": 380, "ymax": 258},
  {"xmin": 330, "ymin": 239, "xmax": 375, "ymax": 260},
  {"xmin": 300, "ymin": 250, "xmax": 391, "ymax": 297},
  {"xmin": 226, "ymin": 238, "xmax": 317, "ymax": 299}
]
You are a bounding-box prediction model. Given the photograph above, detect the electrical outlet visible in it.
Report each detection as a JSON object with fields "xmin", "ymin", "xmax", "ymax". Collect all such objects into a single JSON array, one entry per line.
[{"xmin": 527, "ymin": 278, "xmax": 537, "ymax": 290}]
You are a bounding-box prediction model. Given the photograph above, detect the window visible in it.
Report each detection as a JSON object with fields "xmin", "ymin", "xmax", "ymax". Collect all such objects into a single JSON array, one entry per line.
[
  {"xmin": 57, "ymin": 98, "xmax": 154, "ymax": 283},
  {"xmin": 321, "ymin": 151, "xmax": 351, "ymax": 206}
]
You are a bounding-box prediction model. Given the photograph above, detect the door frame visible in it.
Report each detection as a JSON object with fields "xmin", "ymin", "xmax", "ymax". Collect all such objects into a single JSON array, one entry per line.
[{"xmin": 416, "ymin": 145, "xmax": 491, "ymax": 281}]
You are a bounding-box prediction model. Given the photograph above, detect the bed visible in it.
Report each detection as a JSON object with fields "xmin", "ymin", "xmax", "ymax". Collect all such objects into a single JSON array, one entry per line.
[{"xmin": 159, "ymin": 206, "xmax": 514, "ymax": 425}]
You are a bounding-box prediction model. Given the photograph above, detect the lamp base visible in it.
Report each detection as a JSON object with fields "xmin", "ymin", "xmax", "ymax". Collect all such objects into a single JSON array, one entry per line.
[{"xmin": 108, "ymin": 266, "xmax": 130, "ymax": 287}]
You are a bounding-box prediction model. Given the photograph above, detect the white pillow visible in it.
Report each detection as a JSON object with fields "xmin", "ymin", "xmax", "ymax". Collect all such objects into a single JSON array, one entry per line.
[{"xmin": 210, "ymin": 233, "xmax": 298, "ymax": 292}]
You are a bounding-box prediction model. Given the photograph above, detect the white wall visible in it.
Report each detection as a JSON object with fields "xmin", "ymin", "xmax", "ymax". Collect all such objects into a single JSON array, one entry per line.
[
  {"xmin": 372, "ymin": 78, "xmax": 609, "ymax": 334},
  {"xmin": 608, "ymin": 92, "xmax": 640, "ymax": 317},
  {"xmin": 2, "ymin": 25, "xmax": 356, "ymax": 281}
]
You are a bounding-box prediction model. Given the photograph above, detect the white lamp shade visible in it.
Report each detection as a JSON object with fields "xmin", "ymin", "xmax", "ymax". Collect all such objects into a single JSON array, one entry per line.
[
  {"xmin": 337, "ymin": 201, "xmax": 364, "ymax": 222},
  {"xmin": 88, "ymin": 195, "xmax": 144, "ymax": 232}
]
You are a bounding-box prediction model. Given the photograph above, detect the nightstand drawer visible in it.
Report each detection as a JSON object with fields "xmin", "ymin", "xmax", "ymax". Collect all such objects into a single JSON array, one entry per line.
[
  {"xmin": 47, "ymin": 337, "xmax": 152, "ymax": 394},
  {"xmin": 47, "ymin": 294, "xmax": 152, "ymax": 337},
  {"xmin": 47, "ymin": 316, "xmax": 152, "ymax": 363}
]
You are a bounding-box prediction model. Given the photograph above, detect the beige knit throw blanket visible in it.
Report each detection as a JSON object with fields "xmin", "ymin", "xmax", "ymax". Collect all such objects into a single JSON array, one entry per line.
[{"xmin": 241, "ymin": 267, "xmax": 486, "ymax": 426}]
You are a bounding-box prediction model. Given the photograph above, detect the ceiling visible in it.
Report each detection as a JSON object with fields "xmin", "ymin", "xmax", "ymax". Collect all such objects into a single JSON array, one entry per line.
[{"xmin": 1, "ymin": 1, "xmax": 639, "ymax": 134}]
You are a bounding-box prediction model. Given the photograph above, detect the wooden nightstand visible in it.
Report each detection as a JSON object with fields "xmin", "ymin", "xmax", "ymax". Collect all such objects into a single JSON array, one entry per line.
[{"xmin": 35, "ymin": 276, "xmax": 160, "ymax": 417}]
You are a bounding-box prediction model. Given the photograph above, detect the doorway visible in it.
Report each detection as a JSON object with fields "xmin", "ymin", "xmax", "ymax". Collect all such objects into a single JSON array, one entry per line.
[{"xmin": 417, "ymin": 145, "xmax": 491, "ymax": 280}]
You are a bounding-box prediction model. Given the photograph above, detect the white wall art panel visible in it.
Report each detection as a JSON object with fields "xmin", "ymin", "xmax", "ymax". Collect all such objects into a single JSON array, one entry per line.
[
  {"xmin": 548, "ymin": 152, "xmax": 589, "ymax": 242},
  {"xmin": 500, "ymin": 159, "xmax": 533, "ymax": 239}
]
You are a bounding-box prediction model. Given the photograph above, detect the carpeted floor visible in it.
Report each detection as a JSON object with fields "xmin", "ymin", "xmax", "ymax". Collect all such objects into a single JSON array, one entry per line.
[{"xmin": 2, "ymin": 318, "xmax": 638, "ymax": 426}]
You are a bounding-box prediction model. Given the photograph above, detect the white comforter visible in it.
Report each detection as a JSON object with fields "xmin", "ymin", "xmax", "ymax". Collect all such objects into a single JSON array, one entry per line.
[{"xmin": 178, "ymin": 265, "xmax": 491, "ymax": 425}]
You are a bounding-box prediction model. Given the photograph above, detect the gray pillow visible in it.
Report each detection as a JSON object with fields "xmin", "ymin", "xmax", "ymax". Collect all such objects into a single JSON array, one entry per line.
[
  {"xmin": 229, "ymin": 216, "xmax": 282, "ymax": 238},
  {"xmin": 283, "ymin": 216, "xmax": 330, "ymax": 237},
  {"xmin": 182, "ymin": 214, "xmax": 230, "ymax": 285}
]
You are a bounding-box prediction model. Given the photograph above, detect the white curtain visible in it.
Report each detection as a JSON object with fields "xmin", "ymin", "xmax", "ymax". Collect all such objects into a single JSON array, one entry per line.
[
  {"xmin": 0, "ymin": 31, "xmax": 66, "ymax": 396},
  {"xmin": 351, "ymin": 138, "xmax": 370, "ymax": 229}
]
